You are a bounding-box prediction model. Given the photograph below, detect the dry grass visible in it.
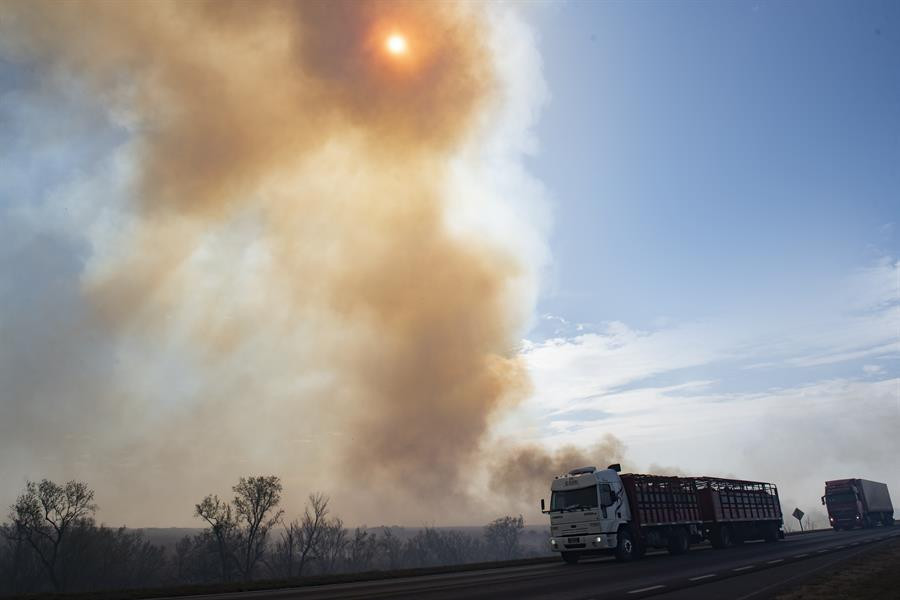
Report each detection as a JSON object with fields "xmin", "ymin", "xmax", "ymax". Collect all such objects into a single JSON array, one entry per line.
[{"xmin": 776, "ymin": 537, "xmax": 900, "ymax": 600}]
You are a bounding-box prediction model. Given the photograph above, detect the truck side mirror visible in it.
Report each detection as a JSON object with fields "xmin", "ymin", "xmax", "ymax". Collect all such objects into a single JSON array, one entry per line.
[
  {"xmin": 821, "ymin": 496, "xmax": 825, "ymax": 506},
  {"xmin": 541, "ymin": 498, "xmax": 545, "ymax": 512}
]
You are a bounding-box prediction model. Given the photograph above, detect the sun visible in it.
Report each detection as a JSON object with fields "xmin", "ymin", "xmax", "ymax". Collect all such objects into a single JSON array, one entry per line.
[{"xmin": 386, "ymin": 33, "xmax": 408, "ymax": 55}]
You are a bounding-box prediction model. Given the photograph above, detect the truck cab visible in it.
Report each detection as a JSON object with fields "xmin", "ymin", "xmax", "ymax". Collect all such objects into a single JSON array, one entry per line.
[
  {"xmin": 823, "ymin": 478, "xmax": 895, "ymax": 529},
  {"xmin": 822, "ymin": 480, "xmax": 863, "ymax": 529},
  {"xmin": 544, "ymin": 465, "xmax": 630, "ymax": 563}
]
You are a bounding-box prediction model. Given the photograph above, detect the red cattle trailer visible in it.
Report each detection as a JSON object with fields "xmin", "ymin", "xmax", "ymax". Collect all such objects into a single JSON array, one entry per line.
[{"xmin": 619, "ymin": 474, "xmax": 783, "ymax": 552}]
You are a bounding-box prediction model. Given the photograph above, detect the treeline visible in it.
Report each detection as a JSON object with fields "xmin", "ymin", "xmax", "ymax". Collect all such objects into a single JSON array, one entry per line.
[{"xmin": 1, "ymin": 476, "xmax": 543, "ymax": 595}]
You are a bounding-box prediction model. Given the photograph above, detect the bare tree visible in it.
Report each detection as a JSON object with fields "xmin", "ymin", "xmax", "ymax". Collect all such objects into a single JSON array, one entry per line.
[
  {"xmin": 377, "ymin": 527, "xmax": 404, "ymax": 570},
  {"xmin": 172, "ymin": 530, "xmax": 221, "ymax": 584},
  {"xmin": 317, "ymin": 517, "xmax": 348, "ymax": 574},
  {"xmin": 232, "ymin": 475, "xmax": 283, "ymax": 580},
  {"xmin": 195, "ymin": 495, "xmax": 237, "ymax": 582},
  {"xmin": 484, "ymin": 515, "xmax": 525, "ymax": 561},
  {"xmin": 270, "ymin": 518, "xmax": 300, "ymax": 579},
  {"xmin": 8, "ymin": 479, "xmax": 96, "ymax": 591},
  {"xmin": 297, "ymin": 493, "xmax": 329, "ymax": 576},
  {"xmin": 346, "ymin": 527, "xmax": 378, "ymax": 573}
]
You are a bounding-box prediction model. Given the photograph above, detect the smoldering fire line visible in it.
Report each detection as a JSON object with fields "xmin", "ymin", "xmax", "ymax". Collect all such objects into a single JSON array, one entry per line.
[{"xmin": 0, "ymin": 0, "xmax": 553, "ymax": 524}]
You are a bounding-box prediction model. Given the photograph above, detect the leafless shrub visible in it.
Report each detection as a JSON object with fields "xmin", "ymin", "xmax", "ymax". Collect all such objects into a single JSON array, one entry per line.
[{"xmin": 484, "ymin": 515, "xmax": 524, "ymax": 560}]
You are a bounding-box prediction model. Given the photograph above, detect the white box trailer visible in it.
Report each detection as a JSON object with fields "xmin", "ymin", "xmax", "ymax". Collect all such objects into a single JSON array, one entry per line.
[{"xmin": 859, "ymin": 479, "xmax": 894, "ymax": 514}]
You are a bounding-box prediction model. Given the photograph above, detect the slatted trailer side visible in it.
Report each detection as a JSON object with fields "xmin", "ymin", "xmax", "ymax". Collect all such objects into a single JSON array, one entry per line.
[{"xmin": 696, "ymin": 477, "xmax": 783, "ymax": 546}]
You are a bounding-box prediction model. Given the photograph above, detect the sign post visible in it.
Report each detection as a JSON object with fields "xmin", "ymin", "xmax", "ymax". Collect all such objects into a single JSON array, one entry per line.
[{"xmin": 792, "ymin": 507, "xmax": 805, "ymax": 532}]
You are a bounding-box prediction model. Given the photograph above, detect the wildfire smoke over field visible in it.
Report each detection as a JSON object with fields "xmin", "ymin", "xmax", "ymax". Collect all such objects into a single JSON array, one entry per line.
[{"xmin": 0, "ymin": 0, "xmax": 551, "ymax": 524}]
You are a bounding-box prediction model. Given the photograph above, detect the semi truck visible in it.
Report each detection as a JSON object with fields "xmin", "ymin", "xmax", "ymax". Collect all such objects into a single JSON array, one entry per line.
[
  {"xmin": 541, "ymin": 464, "xmax": 784, "ymax": 563},
  {"xmin": 822, "ymin": 479, "xmax": 894, "ymax": 530}
]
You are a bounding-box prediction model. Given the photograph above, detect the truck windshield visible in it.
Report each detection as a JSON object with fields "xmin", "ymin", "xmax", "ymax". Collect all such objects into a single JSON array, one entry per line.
[
  {"xmin": 550, "ymin": 486, "xmax": 598, "ymax": 511},
  {"xmin": 825, "ymin": 492, "xmax": 856, "ymax": 504}
]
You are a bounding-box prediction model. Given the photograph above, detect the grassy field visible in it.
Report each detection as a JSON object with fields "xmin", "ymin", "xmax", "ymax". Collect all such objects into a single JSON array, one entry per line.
[{"xmin": 776, "ymin": 537, "xmax": 900, "ymax": 600}]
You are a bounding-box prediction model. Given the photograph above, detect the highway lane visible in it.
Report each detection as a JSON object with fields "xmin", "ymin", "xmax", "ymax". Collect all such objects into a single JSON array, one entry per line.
[
  {"xmin": 651, "ymin": 539, "xmax": 898, "ymax": 600},
  {"xmin": 163, "ymin": 527, "xmax": 899, "ymax": 600}
]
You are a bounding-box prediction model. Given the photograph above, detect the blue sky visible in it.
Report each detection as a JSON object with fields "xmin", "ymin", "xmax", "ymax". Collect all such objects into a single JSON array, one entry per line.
[
  {"xmin": 488, "ymin": 0, "xmax": 900, "ymax": 521},
  {"xmin": 528, "ymin": 0, "xmax": 898, "ymax": 326}
]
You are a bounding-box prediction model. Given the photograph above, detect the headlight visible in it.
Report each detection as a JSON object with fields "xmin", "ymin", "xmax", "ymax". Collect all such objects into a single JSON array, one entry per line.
[
  {"xmin": 550, "ymin": 538, "xmax": 557, "ymax": 546},
  {"xmin": 596, "ymin": 536, "xmax": 603, "ymax": 543},
  {"xmin": 856, "ymin": 515, "xmax": 861, "ymax": 520}
]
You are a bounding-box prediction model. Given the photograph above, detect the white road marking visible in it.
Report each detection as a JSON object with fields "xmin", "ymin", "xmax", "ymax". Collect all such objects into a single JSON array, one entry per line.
[
  {"xmin": 689, "ymin": 574, "xmax": 717, "ymax": 581},
  {"xmin": 816, "ymin": 549, "xmax": 828, "ymax": 553},
  {"xmin": 851, "ymin": 542, "xmax": 859, "ymax": 546},
  {"xmin": 836, "ymin": 545, "xmax": 845, "ymax": 549},
  {"xmin": 628, "ymin": 585, "xmax": 665, "ymax": 594},
  {"xmin": 733, "ymin": 565, "xmax": 755, "ymax": 572},
  {"xmin": 794, "ymin": 553, "xmax": 808, "ymax": 558},
  {"xmin": 766, "ymin": 559, "xmax": 784, "ymax": 564}
]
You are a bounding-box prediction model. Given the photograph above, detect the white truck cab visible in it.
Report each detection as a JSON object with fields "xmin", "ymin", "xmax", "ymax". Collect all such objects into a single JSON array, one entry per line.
[{"xmin": 543, "ymin": 465, "xmax": 631, "ymax": 563}]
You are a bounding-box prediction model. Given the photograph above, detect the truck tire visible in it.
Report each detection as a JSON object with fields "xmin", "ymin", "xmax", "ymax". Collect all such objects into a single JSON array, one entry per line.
[
  {"xmin": 667, "ymin": 528, "xmax": 690, "ymax": 555},
  {"xmin": 710, "ymin": 525, "xmax": 732, "ymax": 549},
  {"xmin": 561, "ymin": 551, "xmax": 580, "ymax": 565},
  {"xmin": 885, "ymin": 515, "xmax": 895, "ymax": 527},
  {"xmin": 763, "ymin": 523, "xmax": 778, "ymax": 543},
  {"xmin": 615, "ymin": 528, "xmax": 638, "ymax": 562}
]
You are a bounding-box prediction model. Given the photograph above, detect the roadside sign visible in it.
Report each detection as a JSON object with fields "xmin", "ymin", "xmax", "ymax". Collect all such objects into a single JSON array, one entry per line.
[{"xmin": 792, "ymin": 508, "xmax": 805, "ymax": 531}]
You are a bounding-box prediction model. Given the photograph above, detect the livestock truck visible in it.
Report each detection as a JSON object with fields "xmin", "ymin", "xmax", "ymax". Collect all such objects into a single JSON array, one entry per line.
[
  {"xmin": 542, "ymin": 464, "xmax": 784, "ymax": 564},
  {"xmin": 822, "ymin": 479, "xmax": 894, "ymax": 530}
]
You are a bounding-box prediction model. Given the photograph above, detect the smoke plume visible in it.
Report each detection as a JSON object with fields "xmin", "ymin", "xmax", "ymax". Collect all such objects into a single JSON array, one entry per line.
[
  {"xmin": 0, "ymin": 0, "xmax": 548, "ymax": 525},
  {"xmin": 490, "ymin": 434, "xmax": 628, "ymax": 516}
]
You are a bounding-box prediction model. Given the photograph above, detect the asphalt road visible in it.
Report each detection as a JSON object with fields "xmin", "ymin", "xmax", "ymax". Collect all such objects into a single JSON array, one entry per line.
[{"xmin": 166, "ymin": 527, "xmax": 900, "ymax": 600}]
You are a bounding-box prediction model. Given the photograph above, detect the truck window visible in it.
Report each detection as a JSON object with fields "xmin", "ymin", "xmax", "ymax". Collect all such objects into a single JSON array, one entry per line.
[
  {"xmin": 598, "ymin": 483, "xmax": 613, "ymax": 506},
  {"xmin": 550, "ymin": 485, "xmax": 599, "ymax": 511},
  {"xmin": 825, "ymin": 492, "xmax": 856, "ymax": 504}
]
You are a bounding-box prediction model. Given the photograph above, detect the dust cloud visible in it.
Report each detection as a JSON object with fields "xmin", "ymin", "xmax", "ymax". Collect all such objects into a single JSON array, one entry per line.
[{"xmin": 0, "ymin": 0, "xmax": 548, "ymax": 525}]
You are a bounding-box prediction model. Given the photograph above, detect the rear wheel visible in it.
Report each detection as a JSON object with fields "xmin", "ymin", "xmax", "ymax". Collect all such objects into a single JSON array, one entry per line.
[
  {"xmin": 667, "ymin": 528, "xmax": 690, "ymax": 555},
  {"xmin": 561, "ymin": 552, "xmax": 580, "ymax": 565},
  {"xmin": 763, "ymin": 523, "xmax": 778, "ymax": 543},
  {"xmin": 615, "ymin": 528, "xmax": 638, "ymax": 562},
  {"xmin": 883, "ymin": 514, "xmax": 895, "ymax": 527},
  {"xmin": 710, "ymin": 525, "xmax": 732, "ymax": 549}
]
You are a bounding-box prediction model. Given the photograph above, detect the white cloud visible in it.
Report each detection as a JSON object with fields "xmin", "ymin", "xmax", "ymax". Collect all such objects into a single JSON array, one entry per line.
[{"xmin": 508, "ymin": 257, "xmax": 900, "ymax": 512}]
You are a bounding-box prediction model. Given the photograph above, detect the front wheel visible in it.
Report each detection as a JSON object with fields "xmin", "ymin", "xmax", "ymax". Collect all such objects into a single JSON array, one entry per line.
[
  {"xmin": 615, "ymin": 528, "xmax": 638, "ymax": 562},
  {"xmin": 763, "ymin": 523, "xmax": 779, "ymax": 543},
  {"xmin": 561, "ymin": 552, "xmax": 580, "ymax": 565}
]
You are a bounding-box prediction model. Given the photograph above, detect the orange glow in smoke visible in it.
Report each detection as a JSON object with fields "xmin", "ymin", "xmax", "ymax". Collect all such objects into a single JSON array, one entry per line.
[{"xmin": 386, "ymin": 33, "xmax": 408, "ymax": 55}]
